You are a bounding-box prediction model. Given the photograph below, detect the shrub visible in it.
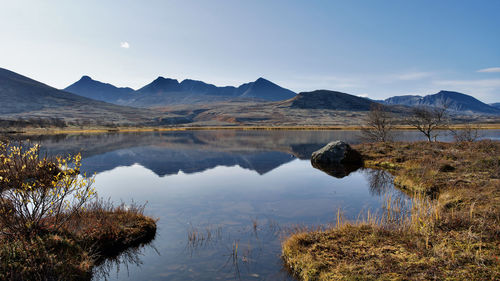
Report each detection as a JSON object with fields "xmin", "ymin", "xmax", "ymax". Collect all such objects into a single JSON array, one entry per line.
[{"xmin": 0, "ymin": 142, "xmax": 96, "ymax": 238}]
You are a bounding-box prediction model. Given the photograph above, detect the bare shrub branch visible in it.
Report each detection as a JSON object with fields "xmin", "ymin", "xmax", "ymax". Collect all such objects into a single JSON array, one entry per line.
[
  {"xmin": 361, "ymin": 103, "xmax": 394, "ymax": 142},
  {"xmin": 449, "ymin": 124, "xmax": 481, "ymax": 142},
  {"xmin": 406, "ymin": 105, "xmax": 449, "ymax": 142}
]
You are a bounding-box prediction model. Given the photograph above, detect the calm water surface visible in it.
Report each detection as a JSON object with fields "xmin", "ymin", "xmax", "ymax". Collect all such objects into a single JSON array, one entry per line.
[{"xmin": 31, "ymin": 129, "xmax": 500, "ymax": 280}]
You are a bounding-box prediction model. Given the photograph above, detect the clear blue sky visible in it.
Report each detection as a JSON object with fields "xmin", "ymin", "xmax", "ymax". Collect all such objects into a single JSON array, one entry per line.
[{"xmin": 1, "ymin": 0, "xmax": 499, "ymax": 102}]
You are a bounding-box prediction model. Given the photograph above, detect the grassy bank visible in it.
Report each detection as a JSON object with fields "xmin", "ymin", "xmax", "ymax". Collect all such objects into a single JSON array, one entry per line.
[
  {"xmin": 282, "ymin": 141, "xmax": 500, "ymax": 280},
  {"xmin": 0, "ymin": 142, "xmax": 157, "ymax": 280},
  {"xmin": 0, "ymin": 203, "xmax": 156, "ymax": 281}
]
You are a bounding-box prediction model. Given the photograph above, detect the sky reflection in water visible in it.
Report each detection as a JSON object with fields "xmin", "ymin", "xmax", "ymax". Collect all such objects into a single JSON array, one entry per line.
[{"xmin": 30, "ymin": 130, "xmax": 499, "ymax": 280}]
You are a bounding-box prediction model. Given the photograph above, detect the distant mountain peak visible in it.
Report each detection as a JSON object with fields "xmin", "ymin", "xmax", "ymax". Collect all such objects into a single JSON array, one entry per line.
[
  {"xmin": 80, "ymin": 75, "xmax": 92, "ymax": 81},
  {"xmin": 384, "ymin": 90, "xmax": 500, "ymax": 115},
  {"xmin": 152, "ymin": 76, "xmax": 179, "ymax": 84},
  {"xmin": 436, "ymin": 90, "xmax": 462, "ymax": 95},
  {"xmin": 254, "ymin": 77, "xmax": 276, "ymax": 86},
  {"xmin": 64, "ymin": 75, "xmax": 134, "ymax": 103},
  {"xmin": 237, "ymin": 77, "xmax": 296, "ymax": 101}
]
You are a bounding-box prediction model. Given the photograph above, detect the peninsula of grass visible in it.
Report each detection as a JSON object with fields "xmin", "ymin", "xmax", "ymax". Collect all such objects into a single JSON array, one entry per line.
[
  {"xmin": 282, "ymin": 140, "xmax": 500, "ymax": 280},
  {"xmin": 0, "ymin": 142, "xmax": 157, "ymax": 280}
]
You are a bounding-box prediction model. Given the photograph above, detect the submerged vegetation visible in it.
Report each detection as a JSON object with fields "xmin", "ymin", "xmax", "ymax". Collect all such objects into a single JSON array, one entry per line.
[
  {"xmin": 0, "ymin": 141, "xmax": 156, "ymax": 280},
  {"xmin": 282, "ymin": 140, "xmax": 500, "ymax": 280}
]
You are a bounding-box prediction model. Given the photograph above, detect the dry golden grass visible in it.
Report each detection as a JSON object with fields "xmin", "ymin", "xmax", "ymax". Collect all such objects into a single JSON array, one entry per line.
[{"xmin": 282, "ymin": 141, "xmax": 500, "ymax": 280}]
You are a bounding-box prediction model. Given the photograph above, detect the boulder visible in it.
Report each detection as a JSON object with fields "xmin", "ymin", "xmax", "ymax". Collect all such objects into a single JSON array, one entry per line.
[
  {"xmin": 310, "ymin": 141, "xmax": 363, "ymax": 178},
  {"xmin": 311, "ymin": 141, "xmax": 362, "ymax": 165}
]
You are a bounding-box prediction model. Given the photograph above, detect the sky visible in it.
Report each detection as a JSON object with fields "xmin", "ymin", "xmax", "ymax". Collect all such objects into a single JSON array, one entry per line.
[{"xmin": 1, "ymin": 0, "xmax": 499, "ymax": 102}]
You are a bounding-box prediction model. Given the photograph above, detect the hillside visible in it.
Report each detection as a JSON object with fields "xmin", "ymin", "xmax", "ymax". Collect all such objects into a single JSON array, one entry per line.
[
  {"xmin": 64, "ymin": 76, "xmax": 134, "ymax": 103},
  {"xmin": 0, "ymin": 68, "xmax": 182, "ymax": 126},
  {"xmin": 165, "ymin": 90, "xmax": 378, "ymax": 126},
  {"xmin": 384, "ymin": 91, "xmax": 500, "ymax": 115},
  {"xmin": 384, "ymin": 95, "xmax": 423, "ymax": 106},
  {"xmin": 490, "ymin": 102, "xmax": 500, "ymax": 109},
  {"xmin": 282, "ymin": 90, "xmax": 374, "ymax": 110}
]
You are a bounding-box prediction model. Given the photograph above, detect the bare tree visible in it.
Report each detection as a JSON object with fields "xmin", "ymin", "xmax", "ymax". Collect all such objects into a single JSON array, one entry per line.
[
  {"xmin": 361, "ymin": 103, "xmax": 394, "ymax": 142},
  {"xmin": 407, "ymin": 105, "xmax": 448, "ymax": 142},
  {"xmin": 449, "ymin": 123, "xmax": 481, "ymax": 142}
]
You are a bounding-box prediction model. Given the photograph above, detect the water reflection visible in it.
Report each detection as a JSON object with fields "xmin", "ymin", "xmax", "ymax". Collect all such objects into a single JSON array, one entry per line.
[
  {"xmin": 20, "ymin": 129, "xmax": 500, "ymax": 177},
  {"xmin": 31, "ymin": 130, "xmax": 365, "ymax": 176},
  {"xmin": 311, "ymin": 161, "xmax": 362, "ymax": 178},
  {"xmin": 93, "ymin": 243, "xmax": 158, "ymax": 281},
  {"xmin": 20, "ymin": 129, "xmax": 499, "ymax": 281},
  {"xmin": 364, "ymin": 169, "xmax": 395, "ymax": 195}
]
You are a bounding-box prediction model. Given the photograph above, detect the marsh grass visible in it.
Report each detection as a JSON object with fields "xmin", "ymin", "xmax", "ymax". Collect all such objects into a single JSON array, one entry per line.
[
  {"xmin": 282, "ymin": 141, "xmax": 500, "ymax": 280},
  {"xmin": 186, "ymin": 224, "xmax": 223, "ymax": 251}
]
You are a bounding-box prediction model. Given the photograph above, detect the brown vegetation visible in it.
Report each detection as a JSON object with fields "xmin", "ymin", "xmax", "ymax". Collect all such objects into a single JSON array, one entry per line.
[
  {"xmin": 282, "ymin": 140, "xmax": 500, "ymax": 280},
  {"xmin": 0, "ymin": 142, "xmax": 156, "ymax": 280}
]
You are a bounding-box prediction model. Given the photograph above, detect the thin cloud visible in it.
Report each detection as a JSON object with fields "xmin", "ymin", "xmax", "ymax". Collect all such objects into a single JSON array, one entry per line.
[
  {"xmin": 432, "ymin": 78, "xmax": 500, "ymax": 102},
  {"xmin": 477, "ymin": 67, "xmax": 500, "ymax": 73},
  {"xmin": 120, "ymin": 42, "xmax": 130, "ymax": 49},
  {"xmin": 434, "ymin": 78, "xmax": 500, "ymax": 88}
]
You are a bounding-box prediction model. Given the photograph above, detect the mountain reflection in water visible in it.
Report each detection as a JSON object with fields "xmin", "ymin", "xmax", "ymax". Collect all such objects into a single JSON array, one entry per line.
[
  {"xmin": 26, "ymin": 129, "xmax": 500, "ymax": 177},
  {"xmin": 18, "ymin": 129, "xmax": 499, "ymax": 280},
  {"xmin": 33, "ymin": 130, "xmax": 363, "ymax": 176}
]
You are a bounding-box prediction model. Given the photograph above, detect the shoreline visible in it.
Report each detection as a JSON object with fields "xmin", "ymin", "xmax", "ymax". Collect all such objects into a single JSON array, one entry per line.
[{"xmin": 2, "ymin": 123, "xmax": 500, "ymax": 135}]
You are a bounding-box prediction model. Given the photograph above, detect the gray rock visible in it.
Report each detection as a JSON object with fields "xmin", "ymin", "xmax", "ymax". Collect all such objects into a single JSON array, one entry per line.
[
  {"xmin": 310, "ymin": 141, "xmax": 363, "ymax": 178},
  {"xmin": 311, "ymin": 141, "xmax": 362, "ymax": 165}
]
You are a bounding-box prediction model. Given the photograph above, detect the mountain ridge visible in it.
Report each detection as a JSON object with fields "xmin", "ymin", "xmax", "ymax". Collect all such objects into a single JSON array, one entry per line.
[
  {"xmin": 65, "ymin": 76, "xmax": 297, "ymax": 107},
  {"xmin": 383, "ymin": 90, "xmax": 500, "ymax": 115},
  {"xmin": 64, "ymin": 75, "xmax": 134, "ymax": 103},
  {"xmin": 0, "ymin": 67, "xmax": 182, "ymax": 125}
]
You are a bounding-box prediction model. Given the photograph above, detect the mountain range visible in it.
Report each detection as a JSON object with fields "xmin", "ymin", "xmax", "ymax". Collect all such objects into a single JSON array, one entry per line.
[
  {"xmin": 1, "ymin": 66, "xmax": 499, "ymax": 129},
  {"xmin": 64, "ymin": 76, "xmax": 297, "ymax": 107},
  {"xmin": 382, "ymin": 91, "xmax": 500, "ymax": 115},
  {"xmin": 0, "ymin": 67, "xmax": 187, "ymax": 126},
  {"xmin": 64, "ymin": 75, "xmax": 499, "ymax": 116}
]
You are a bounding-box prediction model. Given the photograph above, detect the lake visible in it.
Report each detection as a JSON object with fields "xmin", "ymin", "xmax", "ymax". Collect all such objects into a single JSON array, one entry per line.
[{"xmin": 28, "ymin": 129, "xmax": 500, "ymax": 280}]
